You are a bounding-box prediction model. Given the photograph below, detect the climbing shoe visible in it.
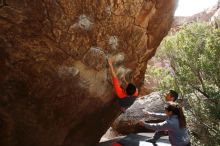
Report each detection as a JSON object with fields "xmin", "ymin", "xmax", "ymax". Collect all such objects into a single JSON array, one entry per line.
[{"xmin": 145, "ymin": 138, "xmax": 156, "ymax": 144}]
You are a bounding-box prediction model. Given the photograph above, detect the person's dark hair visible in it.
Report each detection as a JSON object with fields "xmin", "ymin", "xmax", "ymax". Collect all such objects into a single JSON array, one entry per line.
[
  {"xmin": 165, "ymin": 102, "xmax": 186, "ymax": 128},
  {"xmin": 169, "ymin": 90, "xmax": 178, "ymax": 101},
  {"xmin": 126, "ymin": 83, "xmax": 136, "ymax": 95}
]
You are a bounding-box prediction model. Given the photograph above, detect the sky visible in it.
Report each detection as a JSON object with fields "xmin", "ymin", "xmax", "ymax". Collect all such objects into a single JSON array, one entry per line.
[{"xmin": 175, "ymin": 0, "xmax": 218, "ymax": 16}]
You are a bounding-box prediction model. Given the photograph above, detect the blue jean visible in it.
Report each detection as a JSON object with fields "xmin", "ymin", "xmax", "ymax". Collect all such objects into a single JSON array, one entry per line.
[{"xmin": 152, "ymin": 130, "xmax": 168, "ymax": 141}]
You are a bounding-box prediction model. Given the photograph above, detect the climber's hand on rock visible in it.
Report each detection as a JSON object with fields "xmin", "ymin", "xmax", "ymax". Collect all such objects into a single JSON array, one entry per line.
[
  {"xmin": 142, "ymin": 109, "xmax": 151, "ymax": 116},
  {"xmin": 139, "ymin": 120, "xmax": 145, "ymax": 127},
  {"xmin": 108, "ymin": 58, "xmax": 113, "ymax": 66}
]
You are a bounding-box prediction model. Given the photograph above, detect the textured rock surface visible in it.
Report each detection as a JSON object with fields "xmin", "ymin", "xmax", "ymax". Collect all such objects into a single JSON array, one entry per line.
[
  {"xmin": 112, "ymin": 92, "xmax": 165, "ymax": 134},
  {"xmin": 0, "ymin": 0, "xmax": 177, "ymax": 146},
  {"xmin": 211, "ymin": 7, "xmax": 220, "ymax": 27}
]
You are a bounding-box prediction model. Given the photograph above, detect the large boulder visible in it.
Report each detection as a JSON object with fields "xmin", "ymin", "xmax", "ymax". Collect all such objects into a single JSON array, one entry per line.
[
  {"xmin": 0, "ymin": 1, "xmax": 177, "ymax": 146},
  {"xmin": 112, "ymin": 92, "xmax": 166, "ymax": 134},
  {"xmin": 210, "ymin": 8, "xmax": 220, "ymax": 27}
]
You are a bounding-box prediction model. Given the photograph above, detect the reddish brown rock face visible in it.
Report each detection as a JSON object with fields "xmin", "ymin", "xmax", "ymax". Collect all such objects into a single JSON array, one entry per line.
[{"xmin": 0, "ymin": 0, "xmax": 177, "ymax": 146}]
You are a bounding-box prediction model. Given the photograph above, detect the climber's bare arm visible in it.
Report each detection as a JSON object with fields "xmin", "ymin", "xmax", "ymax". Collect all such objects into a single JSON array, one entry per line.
[{"xmin": 108, "ymin": 58, "xmax": 117, "ymax": 78}]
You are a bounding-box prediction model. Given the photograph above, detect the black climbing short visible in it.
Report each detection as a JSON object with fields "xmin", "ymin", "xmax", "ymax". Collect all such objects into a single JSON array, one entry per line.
[{"xmin": 117, "ymin": 96, "xmax": 136, "ymax": 108}]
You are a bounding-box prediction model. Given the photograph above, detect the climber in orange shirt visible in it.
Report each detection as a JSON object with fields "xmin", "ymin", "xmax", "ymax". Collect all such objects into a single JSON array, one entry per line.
[{"xmin": 108, "ymin": 58, "xmax": 138, "ymax": 110}]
